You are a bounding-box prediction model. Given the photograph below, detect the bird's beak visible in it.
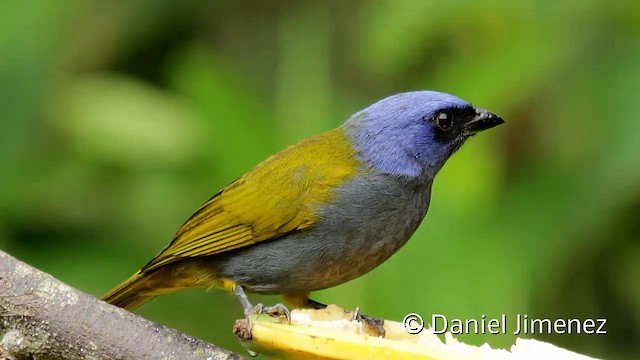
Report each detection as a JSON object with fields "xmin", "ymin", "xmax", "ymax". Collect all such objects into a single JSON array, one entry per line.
[{"xmin": 462, "ymin": 108, "xmax": 505, "ymax": 136}]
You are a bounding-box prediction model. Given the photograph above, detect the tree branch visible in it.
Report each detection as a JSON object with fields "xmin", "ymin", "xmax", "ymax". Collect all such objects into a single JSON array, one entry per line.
[{"xmin": 0, "ymin": 250, "xmax": 243, "ymax": 360}]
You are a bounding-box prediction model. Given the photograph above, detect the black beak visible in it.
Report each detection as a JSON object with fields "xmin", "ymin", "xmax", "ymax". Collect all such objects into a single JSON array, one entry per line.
[{"xmin": 462, "ymin": 108, "xmax": 505, "ymax": 135}]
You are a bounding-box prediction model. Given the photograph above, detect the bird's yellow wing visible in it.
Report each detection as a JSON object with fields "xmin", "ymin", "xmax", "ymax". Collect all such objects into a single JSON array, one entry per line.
[{"xmin": 142, "ymin": 128, "xmax": 360, "ymax": 272}]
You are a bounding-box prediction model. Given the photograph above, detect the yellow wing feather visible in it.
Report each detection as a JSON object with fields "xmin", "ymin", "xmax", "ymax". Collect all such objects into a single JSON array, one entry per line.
[{"xmin": 142, "ymin": 128, "xmax": 360, "ymax": 272}]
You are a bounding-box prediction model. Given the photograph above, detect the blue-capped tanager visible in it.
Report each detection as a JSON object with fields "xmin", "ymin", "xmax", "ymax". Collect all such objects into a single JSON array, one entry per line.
[{"xmin": 102, "ymin": 91, "xmax": 504, "ymax": 334}]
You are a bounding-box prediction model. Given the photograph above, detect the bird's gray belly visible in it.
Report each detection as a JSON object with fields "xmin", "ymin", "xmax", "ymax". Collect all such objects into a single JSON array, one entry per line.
[{"xmin": 214, "ymin": 173, "xmax": 432, "ymax": 294}]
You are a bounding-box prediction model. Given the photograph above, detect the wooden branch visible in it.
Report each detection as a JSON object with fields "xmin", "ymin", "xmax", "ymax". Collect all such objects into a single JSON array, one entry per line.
[{"xmin": 0, "ymin": 250, "xmax": 243, "ymax": 360}]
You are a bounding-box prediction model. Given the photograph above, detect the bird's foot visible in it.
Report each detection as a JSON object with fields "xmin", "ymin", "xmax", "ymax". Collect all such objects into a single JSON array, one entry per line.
[
  {"xmin": 235, "ymin": 285, "xmax": 291, "ymax": 324},
  {"xmin": 252, "ymin": 302, "xmax": 292, "ymax": 324},
  {"xmin": 352, "ymin": 306, "xmax": 386, "ymax": 338},
  {"xmin": 234, "ymin": 285, "xmax": 292, "ymax": 357}
]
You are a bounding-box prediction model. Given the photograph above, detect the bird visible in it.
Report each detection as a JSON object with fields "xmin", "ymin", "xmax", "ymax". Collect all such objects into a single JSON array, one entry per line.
[{"xmin": 102, "ymin": 90, "xmax": 504, "ymax": 335}]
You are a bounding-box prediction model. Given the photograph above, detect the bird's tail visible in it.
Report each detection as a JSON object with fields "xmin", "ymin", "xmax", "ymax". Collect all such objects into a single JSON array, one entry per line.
[
  {"xmin": 102, "ymin": 271, "xmax": 159, "ymax": 310},
  {"xmin": 102, "ymin": 261, "xmax": 215, "ymax": 310}
]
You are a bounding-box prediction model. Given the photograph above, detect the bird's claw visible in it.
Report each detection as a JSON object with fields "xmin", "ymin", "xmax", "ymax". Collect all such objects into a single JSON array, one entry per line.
[
  {"xmin": 245, "ymin": 302, "xmax": 264, "ymax": 318},
  {"xmin": 247, "ymin": 302, "xmax": 291, "ymax": 324},
  {"xmin": 262, "ymin": 303, "xmax": 291, "ymax": 324},
  {"xmin": 352, "ymin": 306, "xmax": 386, "ymax": 338}
]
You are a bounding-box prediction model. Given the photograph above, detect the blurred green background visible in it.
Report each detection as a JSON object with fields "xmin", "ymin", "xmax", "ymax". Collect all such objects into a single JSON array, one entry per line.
[{"xmin": 1, "ymin": 1, "xmax": 639, "ymax": 359}]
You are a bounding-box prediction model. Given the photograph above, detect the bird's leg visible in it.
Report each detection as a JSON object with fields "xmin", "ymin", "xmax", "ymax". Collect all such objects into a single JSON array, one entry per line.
[
  {"xmin": 233, "ymin": 284, "xmax": 291, "ymax": 324},
  {"xmin": 283, "ymin": 293, "xmax": 386, "ymax": 337},
  {"xmin": 233, "ymin": 284, "xmax": 258, "ymax": 317}
]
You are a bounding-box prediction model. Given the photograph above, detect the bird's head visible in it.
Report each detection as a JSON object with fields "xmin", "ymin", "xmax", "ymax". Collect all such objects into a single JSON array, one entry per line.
[{"xmin": 344, "ymin": 91, "xmax": 504, "ymax": 178}]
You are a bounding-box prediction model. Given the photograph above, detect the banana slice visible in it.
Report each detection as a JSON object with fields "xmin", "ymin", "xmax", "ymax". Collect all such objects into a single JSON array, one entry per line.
[{"xmin": 234, "ymin": 305, "xmax": 600, "ymax": 360}]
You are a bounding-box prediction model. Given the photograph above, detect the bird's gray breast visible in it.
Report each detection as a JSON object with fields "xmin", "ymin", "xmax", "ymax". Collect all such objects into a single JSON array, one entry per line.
[{"xmin": 215, "ymin": 172, "xmax": 433, "ymax": 294}]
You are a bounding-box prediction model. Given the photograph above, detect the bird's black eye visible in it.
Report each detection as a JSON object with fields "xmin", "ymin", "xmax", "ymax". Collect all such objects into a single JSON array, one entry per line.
[{"xmin": 435, "ymin": 111, "xmax": 454, "ymax": 131}]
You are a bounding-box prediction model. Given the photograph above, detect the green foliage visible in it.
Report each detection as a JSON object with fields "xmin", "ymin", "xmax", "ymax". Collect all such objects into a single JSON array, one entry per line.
[{"xmin": 1, "ymin": 1, "xmax": 638, "ymax": 358}]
